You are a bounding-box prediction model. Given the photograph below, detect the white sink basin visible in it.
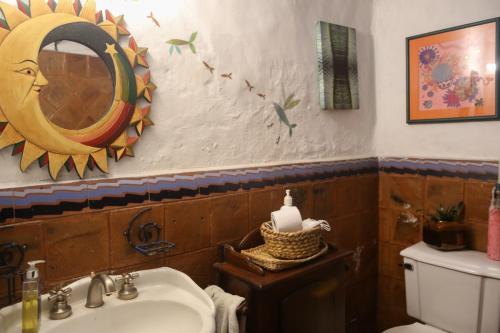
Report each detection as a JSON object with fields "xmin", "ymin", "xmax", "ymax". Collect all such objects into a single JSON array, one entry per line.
[{"xmin": 0, "ymin": 267, "xmax": 215, "ymax": 333}]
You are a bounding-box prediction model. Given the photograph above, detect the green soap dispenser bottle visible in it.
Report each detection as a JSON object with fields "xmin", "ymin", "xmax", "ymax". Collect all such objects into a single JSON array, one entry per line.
[{"xmin": 22, "ymin": 260, "xmax": 45, "ymax": 333}]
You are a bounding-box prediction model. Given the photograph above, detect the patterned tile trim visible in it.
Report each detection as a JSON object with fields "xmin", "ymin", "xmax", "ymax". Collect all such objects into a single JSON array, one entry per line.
[
  {"xmin": 2, "ymin": 157, "xmax": 497, "ymax": 222},
  {"xmin": 87, "ymin": 178, "xmax": 149, "ymax": 210},
  {"xmin": 0, "ymin": 190, "xmax": 14, "ymax": 221},
  {"xmin": 379, "ymin": 157, "xmax": 498, "ymax": 181},
  {"xmin": 13, "ymin": 183, "xmax": 88, "ymax": 220},
  {"xmin": 1, "ymin": 158, "xmax": 378, "ymax": 222}
]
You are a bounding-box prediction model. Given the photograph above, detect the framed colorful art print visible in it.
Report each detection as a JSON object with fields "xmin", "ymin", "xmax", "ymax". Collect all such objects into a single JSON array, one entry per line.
[{"xmin": 406, "ymin": 18, "xmax": 499, "ymax": 124}]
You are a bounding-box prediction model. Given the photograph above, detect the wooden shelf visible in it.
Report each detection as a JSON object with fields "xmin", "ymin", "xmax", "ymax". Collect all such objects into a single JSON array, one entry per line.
[
  {"xmin": 214, "ymin": 244, "xmax": 351, "ymax": 290},
  {"xmin": 214, "ymin": 228, "xmax": 353, "ymax": 333}
]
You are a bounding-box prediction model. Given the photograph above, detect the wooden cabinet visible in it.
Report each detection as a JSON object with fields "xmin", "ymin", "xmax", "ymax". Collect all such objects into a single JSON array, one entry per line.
[{"xmin": 214, "ymin": 232, "xmax": 352, "ymax": 333}]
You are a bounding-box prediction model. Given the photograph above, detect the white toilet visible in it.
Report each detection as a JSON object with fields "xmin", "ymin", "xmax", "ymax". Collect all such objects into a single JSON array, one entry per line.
[{"xmin": 384, "ymin": 242, "xmax": 500, "ymax": 333}]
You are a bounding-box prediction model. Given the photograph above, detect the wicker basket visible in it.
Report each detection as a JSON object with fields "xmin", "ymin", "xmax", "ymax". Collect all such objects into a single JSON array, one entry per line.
[
  {"xmin": 260, "ymin": 222, "xmax": 322, "ymax": 259},
  {"xmin": 241, "ymin": 241, "xmax": 328, "ymax": 272}
]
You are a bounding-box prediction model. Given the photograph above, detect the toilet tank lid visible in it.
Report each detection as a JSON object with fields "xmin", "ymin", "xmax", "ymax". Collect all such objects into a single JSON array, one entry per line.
[{"xmin": 400, "ymin": 242, "xmax": 500, "ymax": 279}]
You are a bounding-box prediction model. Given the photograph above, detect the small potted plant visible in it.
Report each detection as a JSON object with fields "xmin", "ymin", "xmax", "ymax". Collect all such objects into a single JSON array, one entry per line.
[{"xmin": 423, "ymin": 202, "xmax": 466, "ymax": 251}]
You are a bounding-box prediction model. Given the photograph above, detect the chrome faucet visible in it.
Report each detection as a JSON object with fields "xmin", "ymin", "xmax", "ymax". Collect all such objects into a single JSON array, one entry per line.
[{"xmin": 85, "ymin": 272, "xmax": 116, "ymax": 308}]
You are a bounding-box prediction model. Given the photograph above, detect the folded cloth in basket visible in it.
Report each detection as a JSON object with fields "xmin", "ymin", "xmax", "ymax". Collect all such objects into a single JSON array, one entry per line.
[{"xmin": 302, "ymin": 219, "xmax": 331, "ymax": 231}]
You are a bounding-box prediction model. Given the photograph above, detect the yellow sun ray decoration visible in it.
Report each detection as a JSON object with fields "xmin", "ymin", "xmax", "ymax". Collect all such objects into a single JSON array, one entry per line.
[{"xmin": 0, "ymin": 0, "xmax": 154, "ymax": 180}]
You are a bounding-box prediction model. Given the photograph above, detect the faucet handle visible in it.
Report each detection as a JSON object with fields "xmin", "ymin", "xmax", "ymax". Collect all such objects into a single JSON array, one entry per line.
[
  {"xmin": 127, "ymin": 272, "xmax": 140, "ymax": 280},
  {"xmin": 115, "ymin": 272, "xmax": 139, "ymax": 284},
  {"xmin": 48, "ymin": 287, "xmax": 72, "ymax": 302},
  {"xmin": 116, "ymin": 272, "xmax": 139, "ymax": 300},
  {"xmin": 48, "ymin": 287, "xmax": 73, "ymax": 320}
]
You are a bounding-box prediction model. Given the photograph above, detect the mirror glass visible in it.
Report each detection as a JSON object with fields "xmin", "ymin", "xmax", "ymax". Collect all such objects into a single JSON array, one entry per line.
[{"xmin": 38, "ymin": 40, "xmax": 114, "ymax": 130}]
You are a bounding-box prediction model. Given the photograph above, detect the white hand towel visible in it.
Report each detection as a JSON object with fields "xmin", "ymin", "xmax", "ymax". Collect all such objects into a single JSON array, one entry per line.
[
  {"xmin": 204, "ymin": 285, "xmax": 245, "ymax": 333},
  {"xmin": 302, "ymin": 218, "xmax": 331, "ymax": 231}
]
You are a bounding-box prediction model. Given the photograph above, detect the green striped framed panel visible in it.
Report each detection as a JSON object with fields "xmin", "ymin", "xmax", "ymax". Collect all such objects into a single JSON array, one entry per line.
[{"xmin": 316, "ymin": 21, "xmax": 359, "ymax": 110}]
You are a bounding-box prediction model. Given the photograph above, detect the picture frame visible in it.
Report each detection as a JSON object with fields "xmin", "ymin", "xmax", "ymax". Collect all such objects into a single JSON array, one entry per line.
[
  {"xmin": 316, "ymin": 21, "xmax": 359, "ymax": 110},
  {"xmin": 406, "ymin": 18, "xmax": 499, "ymax": 124}
]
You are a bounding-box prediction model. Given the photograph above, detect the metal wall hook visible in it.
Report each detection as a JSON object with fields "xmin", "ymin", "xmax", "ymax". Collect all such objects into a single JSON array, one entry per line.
[
  {"xmin": 138, "ymin": 222, "xmax": 161, "ymax": 243},
  {"xmin": 123, "ymin": 207, "xmax": 175, "ymax": 256},
  {"xmin": 0, "ymin": 242, "xmax": 27, "ymax": 305},
  {"xmin": 0, "ymin": 242, "xmax": 26, "ymax": 270}
]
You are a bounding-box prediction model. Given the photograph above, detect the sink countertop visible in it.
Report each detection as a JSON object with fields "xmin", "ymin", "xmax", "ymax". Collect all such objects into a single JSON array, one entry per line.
[{"xmin": 0, "ymin": 267, "xmax": 216, "ymax": 333}]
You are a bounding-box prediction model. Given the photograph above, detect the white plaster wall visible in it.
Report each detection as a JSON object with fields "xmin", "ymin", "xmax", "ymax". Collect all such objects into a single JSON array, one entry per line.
[
  {"xmin": 0, "ymin": 0, "xmax": 376, "ymax": 187},
  {"xmin": 373, "ymin": 0, "xmax": 500, "ymax": 160}
]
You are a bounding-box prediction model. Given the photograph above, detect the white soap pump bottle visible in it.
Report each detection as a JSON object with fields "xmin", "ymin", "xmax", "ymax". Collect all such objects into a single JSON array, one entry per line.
[
  {"xmin": 282, "ymin": 189, "xmax": 293, "ymax": 208},
  {"xmin": 22, "ymin": 260, "xmax": 45, "ymax": 333}
]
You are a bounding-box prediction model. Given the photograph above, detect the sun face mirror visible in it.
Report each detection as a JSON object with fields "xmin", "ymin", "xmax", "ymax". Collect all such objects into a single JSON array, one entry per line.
[
  {"xmin": 0, "ymin": 0, "xmax": 156, "ymax": 180},
  {"xmin": 39, "ymin": 41, "xmax": 114, "ymax": 130}
]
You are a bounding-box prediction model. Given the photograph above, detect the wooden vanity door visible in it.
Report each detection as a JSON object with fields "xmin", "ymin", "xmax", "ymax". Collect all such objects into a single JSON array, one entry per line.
[{"xmin": 280, "ymin": 276, "xmax": 345, "ymax": 333}]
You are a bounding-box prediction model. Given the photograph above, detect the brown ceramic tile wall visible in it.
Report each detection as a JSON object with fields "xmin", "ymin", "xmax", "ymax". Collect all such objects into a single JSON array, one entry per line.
[
  {"xmin": 377, "ymin": 172, "xmax": 494, "ymax": 332},
  {"xmin": 3, "ymin": 166, "xmax": 491, "ymax": 332},
  {"xmin": 0, "ymin": 174, "xmax": 379, "ymax": 333},
  {"xmin": 328, "ymin": 175, "xmax": 379, "ymax": 333}
]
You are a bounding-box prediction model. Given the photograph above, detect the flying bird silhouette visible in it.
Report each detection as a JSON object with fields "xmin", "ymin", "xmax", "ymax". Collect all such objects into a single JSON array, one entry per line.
[
  {"xmin": 202, "ymin": 61, "xmax": 215, "ymax": 74},
  {"xmin": 147, "ymin": 12, "xmax": 160, "ymax": 27},
  {"xmin": 245, "ymin": 80, "xmax": 254, "ymax": 92},
  {"xmin": 221, "ymin": 73, "xmax": 232, "ymax": 79}
]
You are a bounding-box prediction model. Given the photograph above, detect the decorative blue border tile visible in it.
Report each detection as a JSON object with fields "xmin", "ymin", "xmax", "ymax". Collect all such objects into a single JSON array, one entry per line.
[
  {"xmin": 2, "ymin": 156, "xmax": 497, "ymax": 222},
  {"xmin": 379, "ymin": 157, "xmax": 498, "ymax": 181},
  {"xmin": 0, "ymin": 156, "xmax": 436, "ymax": 222}
]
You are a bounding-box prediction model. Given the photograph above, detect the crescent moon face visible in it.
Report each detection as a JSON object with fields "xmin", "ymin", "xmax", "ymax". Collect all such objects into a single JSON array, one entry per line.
[
  {"xmin": 0, "ymin": 13, "xmax": 99, "ymax": 155},
  {"xmin": 0, "ymin": 1, "xmax": 153, "ymax": 180}
]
